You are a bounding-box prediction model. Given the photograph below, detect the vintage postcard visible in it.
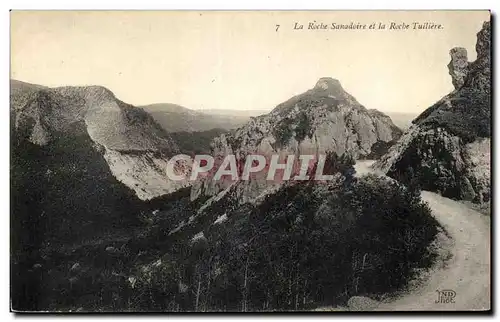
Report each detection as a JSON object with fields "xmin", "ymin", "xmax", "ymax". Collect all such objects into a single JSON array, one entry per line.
[{"xmin": 10, "ymin": 10, "xmax": 491, "ymax": 312}]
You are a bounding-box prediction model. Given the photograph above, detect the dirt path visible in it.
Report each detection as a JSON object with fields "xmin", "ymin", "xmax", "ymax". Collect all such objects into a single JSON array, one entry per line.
[{"xmin": 354, "ymin": 161, "xmax": 491, "ymax": 311}]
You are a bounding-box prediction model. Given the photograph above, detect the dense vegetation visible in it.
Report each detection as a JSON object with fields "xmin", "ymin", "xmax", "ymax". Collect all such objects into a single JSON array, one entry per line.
[
  {"xmin": 142, "ymin": 168, "xmax": 439, "ymax": 311},
  {"xmin": 11, "ymin": 154, "xmax": 440, "ymax": 312},
  {"xmin": 272, "ymin": 112, "xmax": 315, "ymax": 148},
  {"xmin": 170, "ymin": 129, "xmax": 227, "ymax": 155},
  {"xmin": 386, "ymin": 130, "xmax": 490, "ymax": 204},
  {"xmin": 415, "ymin": 88, "xmax": 491, "ymax": 143},
  {"xmin": 361, "ymin": 140, "xmax": 398, "ymax": 160},
  {"xmin": 10, "ymin": 120, "xmax": 202, "ymax": 311},
  {"xmin": 10, "ymin": 123, "xmax": 150, "ymax": 310}
]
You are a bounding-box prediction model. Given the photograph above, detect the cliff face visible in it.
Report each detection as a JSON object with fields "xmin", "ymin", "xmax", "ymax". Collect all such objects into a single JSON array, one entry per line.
[
  {"xmin": 11, "ymin": 82, "xmax": 190, "ymax": 200},
  {"xmin": 374, "ymin": 21, "xmax": 491, "ymax": 205},
  {"xmin": 191, "ymin": 77, "xmax": 402, "ymax": 202}
]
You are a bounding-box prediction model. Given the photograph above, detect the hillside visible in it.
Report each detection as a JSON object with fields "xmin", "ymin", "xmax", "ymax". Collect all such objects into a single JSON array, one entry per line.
[
  {"xmin": 9, "ymin": 82, "xmax": 171, "ymax": 310},
  {"xmin": 374, "ymin": 21, "xmax": 491, "ymax": 206},
  {"xmin": 122, "ymin": 157, "xmax": 441, "ymax": 312},
  {"xmin": 170, "ymin": 128, "xmax": 227, "ymax": 155},
  {"xmin": 384, "ymin": 112, "xmax": 418, "ymax": 130},
  {"xmin": 10, "ymin": 81, "xmax": 191, "ymax": 200},
  {"xmin": 10, "ymin": 79, "xmax": 47, "ymax": 94}
]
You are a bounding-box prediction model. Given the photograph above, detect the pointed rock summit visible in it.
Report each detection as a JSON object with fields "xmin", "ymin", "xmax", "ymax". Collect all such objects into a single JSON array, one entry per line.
[
  {"xmin": 448, "ymin": 47, "xmax": 469, "ymax": 89},
  {"xmin": 314, "ymin": 77, "xmax": 342, "ymax": 89},
  {"xmin": 313, "ymin": 77, "xmax": 345, "ymax": 95}
]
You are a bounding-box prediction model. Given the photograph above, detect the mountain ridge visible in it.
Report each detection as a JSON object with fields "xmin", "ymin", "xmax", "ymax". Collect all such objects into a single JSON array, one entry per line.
[{"xmin": 10, "ymin": 81, "xmax": 190, "ymax": 200}]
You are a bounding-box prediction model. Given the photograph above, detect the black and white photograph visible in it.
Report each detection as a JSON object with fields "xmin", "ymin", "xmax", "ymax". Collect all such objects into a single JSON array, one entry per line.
[{"xmin": 9, "ymin": 10, "xmax": 491, "ymax": 313}]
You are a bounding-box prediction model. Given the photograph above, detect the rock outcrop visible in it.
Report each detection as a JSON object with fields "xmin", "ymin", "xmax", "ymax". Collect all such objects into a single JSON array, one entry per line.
[
  {"xmin": 374, "ymin": 21, "xmax": 491, "ymax": 205},
  {"xmin": 11, "ymin": 81, "xmax": 190, "ymax": 200},
  {"xmin": 191, "ymin": 77, "xmax": 402, "ymax": 202},
  {"xmin": 448, "ymin": 47, "xmax": 469, "ymax": 89}
]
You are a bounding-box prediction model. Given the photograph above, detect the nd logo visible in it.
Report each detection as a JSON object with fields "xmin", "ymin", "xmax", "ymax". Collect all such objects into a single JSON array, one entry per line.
[{"xmin": 435, "ymin": 289, "xmax": 457, "ymax": 304}]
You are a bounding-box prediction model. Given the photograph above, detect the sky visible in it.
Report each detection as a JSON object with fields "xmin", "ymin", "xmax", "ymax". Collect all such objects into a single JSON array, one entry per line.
[{"xmin": 11, "ymin": 10, "xmax": 489, "ymax": 114}]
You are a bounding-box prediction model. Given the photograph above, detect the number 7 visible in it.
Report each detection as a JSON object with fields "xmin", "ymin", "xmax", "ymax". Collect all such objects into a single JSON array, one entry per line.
[{"xmin": 275, "ymin": 25, "xmax": 280, "ymax": 32}]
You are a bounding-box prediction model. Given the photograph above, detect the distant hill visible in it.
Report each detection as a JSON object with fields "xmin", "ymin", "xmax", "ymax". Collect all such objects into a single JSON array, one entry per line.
[
  {"xmin": 10, "ymin": 79, "xmax": 47, "ymax": 94},
  {"xmin": 140, "ymin": 103, "xmax": 251, "ymax": 132},
  {"xmin": 200, "ymin": 108, "xmax": 270, "ymax": 117},
  {"xmin": 384, "ymin": 112, "xmax": 418, "ymax": 130}
]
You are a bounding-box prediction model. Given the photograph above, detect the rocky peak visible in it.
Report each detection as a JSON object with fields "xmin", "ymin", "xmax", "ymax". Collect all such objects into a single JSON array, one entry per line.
[
  {"xmin": 464, "ymin": 21, "xmax": 491, "ymax": 92},
  {"xmin": 191, "ymin": 77, "xmax": 402, "ymax": 202},
  {"xmin": 447, "ymin": 47, "xmax": 469, "ymax": 89},
  {"xmin": 313, "ymin": 77, "xmax": 345, "ymax": 96}
]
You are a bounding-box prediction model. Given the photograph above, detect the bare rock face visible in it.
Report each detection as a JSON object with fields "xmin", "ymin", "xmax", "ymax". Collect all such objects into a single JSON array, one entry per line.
[
  {"xmin": 466, "ymin": 21, "xmax": 491, "ymax": 93},
  {"xmin": 374, "ymin": 21, "xmax": 491, "ymax": 205},
  {"xmin": 191, "ymin": 77, "xmax": 402, "ymax": 202},
  {"xmin": 11, "ymin": 83, "xmax": 189, "ymax": 200},
  {"xmin": 447, "ymin": 47, "xmax": 469, "ymax": 89}
]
